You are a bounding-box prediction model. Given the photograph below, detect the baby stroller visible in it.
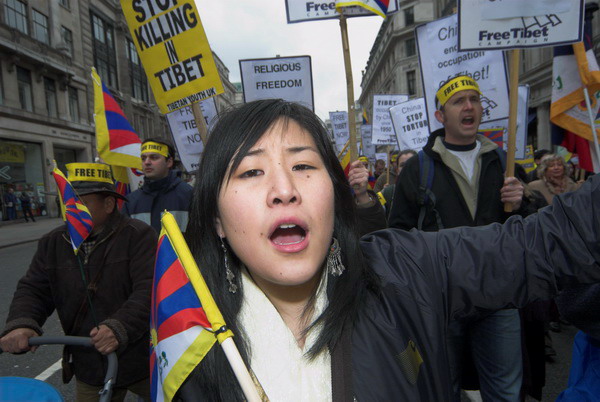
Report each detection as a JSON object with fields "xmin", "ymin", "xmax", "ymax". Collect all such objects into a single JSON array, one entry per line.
[{"xmin": 0, "ymin": 336, "xmax": 117, "ymax": 401}]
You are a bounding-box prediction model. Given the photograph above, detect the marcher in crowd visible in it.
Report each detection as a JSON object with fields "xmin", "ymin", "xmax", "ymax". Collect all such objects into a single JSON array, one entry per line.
[
  {"xmin": 175, "ymin": 99, "xmax": 600, "ymax": 400},
  {"xmin": 374, "ymin": 159, "xmax": 386, "ymax": 179},
  {"xmin": 122, "ymin": 137, "xmax": 193, "ymax": 233},
  {"xmin": 378, "ymin": 149, "xmax": 416, "ymax": 219},
  {"xmin": 0, "ymin": 163, "xmax": 156, "ymax": 401},
  {"xmin": 19, "ymin": 191, "xmax": 36, "ymax": 222},
  {"xmin": 373, "ymin": 151, "xmax": 399, "ymax": 193},
  {"xmin": 3, "ymin": 187, "xmax": 17, "ymax": 220},
  {"xmin": 529, "ymin": 153, "xmax": 582, "ymax": 205},
  {"xmin": 525, "ymin": 149, "xmax": 551, "ymax": 183},
  {"xmin": 389, "ymin": 76, "xmax": 528, "ymax": 401}
]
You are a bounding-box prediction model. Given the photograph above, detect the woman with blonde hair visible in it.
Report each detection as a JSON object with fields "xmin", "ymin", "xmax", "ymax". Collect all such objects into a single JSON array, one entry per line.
[{"xmin": 529, "ymin": 154, "xmax": 582, "ymax": 205}]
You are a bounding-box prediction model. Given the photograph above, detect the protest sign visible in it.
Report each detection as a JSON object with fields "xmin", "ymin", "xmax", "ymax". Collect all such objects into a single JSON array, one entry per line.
[
  {"xmin": 458, "ymin": 0, "xmax": 584, "ymax": 50},
  {"xmin": 360, "ymin": 125, "xmax": 376, "ymax": 163},
  {"xmin": 478, "ymin": 85, "xmax": 530, "ymax": 160},
  {"xmin": 166, "ymin": 97, "xmax": 217, "ymax": 171},
  {"xmin": 517, "ymin": 145, "xmax": 535, "ymax": 173},
  {"xmin": 329, "ymin": 111, "xmax": 349, "ymax": 154},
  {"xmin": 120, "ymin": 0, "xmax": 223, "ymax": 114},
  {"xmin": 389, "ymin": 98, "xmax": 429, "ymax": 152},
  {"xmin": 375, "ymin": 152, "xmax": 388, "ymax": 165},
  {"xmin": 372, "ymin": 94, "xmax": 408, "ymax": 145},
  {"xmin": 240, "ymin": 56, "xmax": 314, "ymax": 111},
  {"xmin": 285, "ymin": 0, "xmax": 398, "ymax": 23},
  {"xmin": 416, "ymin": 14, "xmax": 509, "ymax": 133}
]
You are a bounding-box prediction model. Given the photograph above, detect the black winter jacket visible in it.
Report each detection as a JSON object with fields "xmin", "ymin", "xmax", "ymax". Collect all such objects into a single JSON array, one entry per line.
[{"xmin": 2, "ymin": 213, "xmax": 157, "ymax": 387}]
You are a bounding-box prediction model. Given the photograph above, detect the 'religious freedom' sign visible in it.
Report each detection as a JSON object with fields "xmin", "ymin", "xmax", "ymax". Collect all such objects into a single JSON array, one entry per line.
[
  {"xmin": 416, "ymin": 14, "xmax": 510, "ymax": 133},
  {"xmin": 329, "ymin": 111, "xmax": 349, "ymax": 154},
  {"xmin": 240, "ymin": 56, "xmax": 314, "ymax": 111},
  {"xmin": 285, "ymin": 0, "xmax": 399, "ymax": 23},
  {"xmin": 389, "ymin": 98, "xmax": 429, "ymax": 153},
  {"xmin": 458, "ymin": 0, "xmax": 584, "ymax": 51},
  {"xmin": 372, "ymin": 94, "xmax": 408, "ymax": 145},
  {"xmin": 166, "ymin": 97, "xmax": 217, "ymax": 171},
  {"xmin": 120, "ymin": 0, "xmax": 224, "ymax": 114}
]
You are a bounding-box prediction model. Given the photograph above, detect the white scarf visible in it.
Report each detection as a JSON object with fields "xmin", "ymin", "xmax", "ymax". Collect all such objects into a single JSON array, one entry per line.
[{"xmin": 238, "ymin": 269, "xmax": 332, "ymax": 401}]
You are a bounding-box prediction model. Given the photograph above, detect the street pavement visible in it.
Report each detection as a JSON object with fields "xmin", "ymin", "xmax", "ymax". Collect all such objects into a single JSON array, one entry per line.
[{"xmin": 0, "ymin": 218, "xmax": 580, "ymax": 400}]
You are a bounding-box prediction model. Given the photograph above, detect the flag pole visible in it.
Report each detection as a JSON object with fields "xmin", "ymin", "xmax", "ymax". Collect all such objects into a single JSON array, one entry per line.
[
  {"xmin": 339, "ymin": 11, "xmax": 358, "ymax": 162},
  {"xmin": 504, "ymin": 49, "xmax": 520, "ymax": 212},
  {"xmin": 337, "ymin": 139, "xmax": 350, "ymax": 160},
  {"xmin": 581, "ymin": 87, "xmax": 600, "ymax": 170}
]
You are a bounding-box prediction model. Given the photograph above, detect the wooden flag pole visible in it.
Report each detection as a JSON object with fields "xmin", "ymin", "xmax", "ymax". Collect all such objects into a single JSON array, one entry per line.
[
  {"xmin": 504, "ymin": 49, "xmax": 520, "ymax": 212},
  {"xmin": 339, "ymin": 12, "xmax": 358, "ymax": 162},
  {"xmin": 192, "ymin": 101, "xmax": 209, "ymax": 145},
  {"xmin": 386, "ymin": 146, "xmax": 391, "ymax": 186}
]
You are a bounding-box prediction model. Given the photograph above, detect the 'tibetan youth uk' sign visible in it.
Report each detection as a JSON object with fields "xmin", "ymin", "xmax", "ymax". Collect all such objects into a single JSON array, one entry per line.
[
  {"xmin": 458, "ymin": 0, "xmax": 584, "ymax": 51},
  {"xmin": 285, "ymin": 0, "xmax": 399, "ymax": 23},
  {"xmin": 240, "ymin": 56, "xmax": 314, "ymax": 111},
  {"xmin": 120, "ymin": 0, "xmax": 224, "ymax": 114}
]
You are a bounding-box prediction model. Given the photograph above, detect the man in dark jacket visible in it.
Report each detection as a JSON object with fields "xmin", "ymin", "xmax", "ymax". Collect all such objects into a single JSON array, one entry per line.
[
  {"xmin": 389, "ymin": 76, "xmax": 526, "ymax": 401},
  {"xmin": 123, "ymin": 137, "xmax": 193, "ymax": 233},
  {"xmin": 0, "ymin": 162, "xmax": 157, "ymax": 401}
]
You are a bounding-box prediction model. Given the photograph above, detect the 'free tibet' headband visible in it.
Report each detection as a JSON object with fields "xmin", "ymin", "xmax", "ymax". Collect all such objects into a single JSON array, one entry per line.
[
  {"xmin": 436, "ymin": 76, "xmax": 481, "ymax": 107},
  {"xmin": 141, "ymin": 141, "xmax": 169, "ymax": 158}
]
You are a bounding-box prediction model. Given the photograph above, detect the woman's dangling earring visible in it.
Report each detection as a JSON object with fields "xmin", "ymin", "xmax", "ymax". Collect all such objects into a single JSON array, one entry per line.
[
  {"xmin": 327, "ymin": 237, "xmax": 345, "ymax": 276},
  {"xmin": 220, "ymin": 237, "xmax": 237, "ymax": 293}
]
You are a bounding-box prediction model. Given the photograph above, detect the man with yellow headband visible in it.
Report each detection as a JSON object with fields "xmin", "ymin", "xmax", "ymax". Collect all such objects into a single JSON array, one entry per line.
[
  {"xmin": 1, "ymin": 162, "xmax": 156, "ymax": 400},
  {"xmin": 389, "ymin": 75, "xmax": 528, "ymax": 401},
  {"xmin": 123, "ymin": 137, "xmax": 193, "ymax": 233}
]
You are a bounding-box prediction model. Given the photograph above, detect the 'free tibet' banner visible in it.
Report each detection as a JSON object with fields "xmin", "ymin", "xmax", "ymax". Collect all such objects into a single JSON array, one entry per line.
[
  {"xmin": 240, "ymin": 56, "xmax": 314, "ymax": 111},
  {"xmin": 285, "ymin": 0, "xmax": 399, "ymax": 23},
  {"xmin": 416, "ymin": 14, "xmax": 509, "ymax": 133},
  {"xmin": 166, "ymin": 97, "xmax": 218, "ymax": 172},
  {"xmin": 458, "ymin": 0, "xmax": 584, "ymax": 51},
  {"xmin": 329, "ymin": 111, "xmax": 349, "ymax": 154},
  {"xmin": 372, "ymin": 94, "xmax": 408, "ymax": 145},
  {"xmin": 120, "ymin": 0, "xmax": 224, "ymax": 114},
  {"xmin": 389, "ymin": 98, "xmax": 429, "ymax": 153},
  {"xmin": 360, "ymin": 125, "xmax": 376, "ymax": 164}
]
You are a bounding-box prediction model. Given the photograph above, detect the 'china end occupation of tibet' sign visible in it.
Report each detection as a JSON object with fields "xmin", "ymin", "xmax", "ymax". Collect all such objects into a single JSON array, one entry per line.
[
  {"xmin": 240, "ymin": 56, "xmax": 314, "ymax": 111},
  {"xmin": 458, "ymin": 0, "xmax": 584, "ymax": 51},
  {"xmin": 120, "ymin": 0, "xmax": 224, "ymax": 114}
]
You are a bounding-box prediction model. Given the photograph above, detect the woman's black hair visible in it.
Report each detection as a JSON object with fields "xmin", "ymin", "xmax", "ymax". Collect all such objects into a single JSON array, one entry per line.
[{"xmin": 183, "ymin": 99, "xmax": 377, "ymax": 399}]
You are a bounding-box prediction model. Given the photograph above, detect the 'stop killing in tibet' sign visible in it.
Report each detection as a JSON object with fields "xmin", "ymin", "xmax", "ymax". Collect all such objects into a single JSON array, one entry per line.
[
  {"xmin": 120, "ymin": 0, "xmax": 224, "ymax": 114},
  {"xmin": 458, "ymin": 0, "xmax": 584, "ymax": 50}
]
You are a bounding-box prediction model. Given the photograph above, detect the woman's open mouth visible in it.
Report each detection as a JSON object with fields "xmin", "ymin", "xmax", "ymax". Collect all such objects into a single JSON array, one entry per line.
[{"xmin": 269, "ymin": 222, "xmax": 309, "ymax": 252}]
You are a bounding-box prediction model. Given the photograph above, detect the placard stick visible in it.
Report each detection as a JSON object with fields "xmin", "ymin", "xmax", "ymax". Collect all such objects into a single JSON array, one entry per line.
[
  {"xmin": 192, "ymin": 102, "xmax": 209, "ymax": 145},
  {"xmin": 339, "ymin": 12, "xmax": 358, "ymax": 162},
  {"xmin": 386, "ymin": 146, "xmax": 391, "ymax": 186},
  {"xmin": 504, "ymin": 49, "xmax": 520, "ymax": 212}
]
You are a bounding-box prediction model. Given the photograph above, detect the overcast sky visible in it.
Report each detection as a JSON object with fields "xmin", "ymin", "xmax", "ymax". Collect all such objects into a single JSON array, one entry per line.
[{"xmin": 197, "ymin": 1, "xmax": 384, "ymax": 121}]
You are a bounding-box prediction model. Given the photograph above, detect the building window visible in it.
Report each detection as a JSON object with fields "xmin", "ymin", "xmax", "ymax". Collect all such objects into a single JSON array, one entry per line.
[
  {"xmin": 32, "ymin": 10, "xmax": 49, "ymax": 44},
  {"xmin": 127, "ymin": 39, "xmax": 149, "ymax": 102},
  {"xmin": 91, "ymin": 13, "xmax": 118, "ymax": 88},
  {"xmin": 44, "ymin": 77, "xmax": 57, "ymax": 117},
  {"xmin": 61, "ymin": 26, "xmax": 73, "ymax": 56},
  {"xmin": 405, "ymin": 38, "xmax": 416, "ymax": 57},
  {"xmin": 68, "ymin": 86, "xmax": 79, "ymax": 123},
  {"xmin": 4, "ymin": 0, "xmax": 28, "ymax": 34},
  {"xmin": 407, "ymin": 70, "xmax": 416, "ymax": 96},
  {"xmin": 17, "ymin": 67, "xmax": 33, "ymax": 111},
  {"xmin": 404, "ymin": 7, "xmax": 414, "ymax": 26},
  {"xmin": 59, "ymin": 0, "xmax": 70, "ymax": 9}
]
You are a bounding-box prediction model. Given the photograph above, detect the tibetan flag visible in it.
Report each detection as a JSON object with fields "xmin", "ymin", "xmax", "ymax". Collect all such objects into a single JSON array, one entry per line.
[
  {"xmin": 151, "ymin": 212, "xmax": 233, "ymax": 402},
  {"xmin": 478, "ymin": 127, "xmax": 505, "ymax": 148},
  {"xmin": 362, "ymin": 108, "xmax": 369, "ymax": 125},
  {"xmin": 340, "ymin": 149, "xmax": 351, "ymax": 177},
  {"xmin": 92, "ymin": 67, "xmax": 142, "ymax": 169},
  {"xmin": 111, "ymin": 165, "xmax": 131, "ymax": 211},
  {"xmin": 551, "ymin": 14, "xmax": 600, "ymax": 172},
  {"xmin": 368, "ymin": 172, "xmax": 376, "ymax": 189},
  {"xmin": 51, "ymin": 166, "xmax": 93, "ymax": 255},
  {"xmin": 336, "ymin": 0, "xmax": 390, "ymax": 18}
]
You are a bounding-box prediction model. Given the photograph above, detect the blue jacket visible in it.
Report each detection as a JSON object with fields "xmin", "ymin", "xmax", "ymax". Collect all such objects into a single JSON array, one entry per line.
[{"xmin": 122, "ymin": 170, "xmax": 193, "ymax": 233}]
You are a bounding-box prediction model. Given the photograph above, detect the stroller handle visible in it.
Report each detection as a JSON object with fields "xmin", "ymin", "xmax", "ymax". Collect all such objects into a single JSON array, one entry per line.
[{"xmin": 1, "ymin": 336, "xmax": 118, "ymax": 402}]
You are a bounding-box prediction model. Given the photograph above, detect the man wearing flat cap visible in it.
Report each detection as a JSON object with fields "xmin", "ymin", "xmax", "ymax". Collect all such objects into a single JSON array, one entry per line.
[
  {"xmin": 0, "ymin": 162, "xmax": 157, "ymax": 401},
  {"xmin": 389, "ymin": 76, "xmax": 527, "ymax": 400}
]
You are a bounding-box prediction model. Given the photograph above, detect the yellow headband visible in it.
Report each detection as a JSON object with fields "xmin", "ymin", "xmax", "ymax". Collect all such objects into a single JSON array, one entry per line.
[
  {"xmin": 391, "ymin": 154, "xmax": 398, "ymax": 162},
  {"xmin": 66, "ymin": 163, "xmax": 113, "ymax": 184},
  {"xmin": 436, "ymin": 76, "xmax": 482, "ymax": 107},
  {"xmin": 358, "ymin": 156, "xmax": 369, "ymax": 163},
  {"xmin": 141, "ymin": 141, "xmax": 169, "ymax": 158}
]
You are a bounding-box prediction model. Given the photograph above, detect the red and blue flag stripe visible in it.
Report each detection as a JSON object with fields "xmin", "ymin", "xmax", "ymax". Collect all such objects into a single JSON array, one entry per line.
[{"xmin": 102, "ymin": 82, "xmax": 141, "ymax": 151}]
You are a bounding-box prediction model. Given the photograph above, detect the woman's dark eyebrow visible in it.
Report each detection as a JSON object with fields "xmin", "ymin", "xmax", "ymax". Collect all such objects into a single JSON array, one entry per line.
[{"xmin": 287, "ymin": 146, "xmax": 318, "ymax": 154}]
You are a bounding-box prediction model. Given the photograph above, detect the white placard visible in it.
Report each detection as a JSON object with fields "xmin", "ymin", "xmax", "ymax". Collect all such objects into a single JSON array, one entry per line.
[
  {"xmin": 478, "ymin": 85, "xmax": 530, "ymax": 160},
  {"xmin": 240, "ymin": 56, "xmax": 314, "ymax": 111},
  {"xmin": 166, "ymin": 97, "xmax": 218, "ymax": 172},
  {"xmin": 375, "ymin": 152, "xmax": 388, "ymax": 164},
  {"xmin": 329, "ymin": 111, "xmax": 349, "ymax": 154},
  {"xmin": 360, "ymin": 125, "xmax": 376, "ymax": 163},
  {"xmin": 416, "ymin": 14, "xmax": 510, "ymax": 133},
  {"xmin": 389, "ymin": 98, "xmax": 429, "ymax": 152},
  {"xmin": 458, "ymin": 0, "xmax": 584, "ymax": 50},
  {"xmin": 372, "ymin": 94, "xmax": 408, "ymax": 145},
  {"xmin": 285, "ymin": 0, "xmax": 399, "ymax": 23}
]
